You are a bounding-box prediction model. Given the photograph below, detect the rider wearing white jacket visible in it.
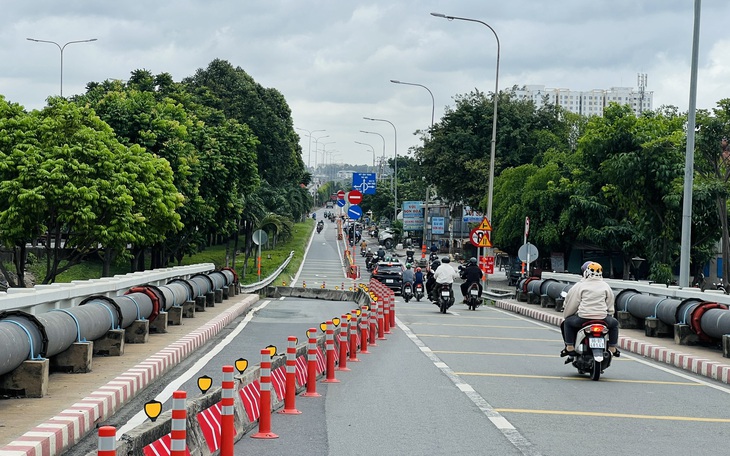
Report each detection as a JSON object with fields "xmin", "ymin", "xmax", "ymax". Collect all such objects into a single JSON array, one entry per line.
[{"xmin": 561, "ymin": 262, "xmax": 620, "ymax": 357}]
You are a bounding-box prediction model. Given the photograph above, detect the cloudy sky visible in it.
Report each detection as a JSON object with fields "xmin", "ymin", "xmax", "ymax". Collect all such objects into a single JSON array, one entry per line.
[{"xmin": 2, "ymin": 1, "xmax": 729, "ymax": 168}]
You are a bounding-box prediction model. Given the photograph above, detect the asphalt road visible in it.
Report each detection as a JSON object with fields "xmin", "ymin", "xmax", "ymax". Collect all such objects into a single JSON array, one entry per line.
[{"xmin": 62, "ymin": 208, "xmax": 730, "ymax": 455}]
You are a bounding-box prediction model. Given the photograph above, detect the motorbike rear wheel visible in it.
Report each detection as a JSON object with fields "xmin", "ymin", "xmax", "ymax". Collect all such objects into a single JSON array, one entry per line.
[
  {"xmin": 439, "ymin": 299, "xmax": 448, "ymax": 314},
  {"xmin": 590, "ymin": 360, "xmax": 601, "ymax": 381}
]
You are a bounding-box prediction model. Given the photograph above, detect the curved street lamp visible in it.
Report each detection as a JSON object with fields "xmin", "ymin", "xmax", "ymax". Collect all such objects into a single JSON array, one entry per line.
[
  {"xmin": 296, "ymin": 127, "xmax": 325, "ymax": 168},
  {"xmin": 430, "ymin": 12, "xmax": 500, "ymax": 226},
  {"xmin": 390, "ymin": 79, "xmax": 435, "ymax": 131},
  {"xmin": 354, "ymin": 141, "xmax": 376, "ymax": 171},
  {"xmin": 360, "ymin": 130, "xmax": 387, "ymax": 180},
  {"xmin": 364, "ymin": 117, "xmax": 398, "ymax": 223},
  {"xmin": 311, "ymin": 134, "xmax": 330, "ymax": 168},
  {"xmin": 27, "ymin": 37, "xmax": 98, "ymax": 97}
]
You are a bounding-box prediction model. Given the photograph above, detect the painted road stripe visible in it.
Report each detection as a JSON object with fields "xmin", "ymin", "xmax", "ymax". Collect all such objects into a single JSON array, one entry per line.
[
  {"xmin": 455, "ymin": 371, "xmax": 701, "ymax": 385},
  {"xmin": 433, "ymin": 350, "xmax": 579, "ymax": 359},
  {"xmin": 397, "ymin": 318, "xmax": 541, "ymax": 456},
  {"xmin": 409, "ymin": 323, "xmax": 552, "ymax": 329},
  {"xmin": 494, "ymin": 408, "xmax": 730, "ymax": 423},
  {"xmin": 416, "ymin": 334, "xmax": 558, "ymax": 342}
]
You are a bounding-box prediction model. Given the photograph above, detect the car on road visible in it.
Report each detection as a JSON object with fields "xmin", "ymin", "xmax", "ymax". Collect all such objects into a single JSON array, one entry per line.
[
  {"xmin": 325, "ymin": 200, "xmax": 334, "ymax": 208},
  {"xmin": 378, "ymin": 228, "xmax": 396, "ymax": 249},
  {"xmin": 371, "ymin": 260, "xmax": 404, "ymax": 293}
]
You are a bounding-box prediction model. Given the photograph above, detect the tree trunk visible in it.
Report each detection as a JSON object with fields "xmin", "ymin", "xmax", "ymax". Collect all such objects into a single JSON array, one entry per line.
[{"xmin": 718, "ymin": 195, "xmax": 730, "ymax": 292}]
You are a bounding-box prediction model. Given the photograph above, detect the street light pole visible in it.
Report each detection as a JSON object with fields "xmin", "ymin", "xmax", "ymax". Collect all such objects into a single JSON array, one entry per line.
[
  {"xmin": 430, "ymin": 12, "xmax": 499, "ymax": 225},
  {"xmin": 312, "ymin": 134, "xmax": 329, "ymax": 169},
  {"xmin": 364, "ymin": 117, "xmax": 398, "ymax": 223},
  {"xmin": 390, "ymin": 79, "xmax": 435, "ymax": 131},
  {"xmin": 354, "ymin": 141, "xmax": 376, "ymax": 172},
  {"xmin": 296, "ymin": 128, "xmax": 325, "ymax": 169},
  {"xmin": 319, "ymin": 142, "xmax": 336, "ymax": 176},
  {"xmin": 432, "ymin": 12, "xmax": 500, "ymax": 279},
  {"xmin": 27, "ymin": 37, "xmax": 98, "ymax": 97},
  {"xmin": 360, "ymin": 130, "xmax": 387, "ymax": 181}
]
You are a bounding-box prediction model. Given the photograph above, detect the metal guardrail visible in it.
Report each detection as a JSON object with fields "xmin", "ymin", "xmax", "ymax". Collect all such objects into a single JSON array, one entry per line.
[{"xmin": 239, "ymin": 251, "xmax": 295, "ymax": 293}]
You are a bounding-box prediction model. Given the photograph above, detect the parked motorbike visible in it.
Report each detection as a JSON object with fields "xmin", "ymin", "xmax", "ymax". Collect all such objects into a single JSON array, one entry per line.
[
  {"xmin": 435, "ymin": 283, "xmax": 454, "ymax": 314},
  {"xmin": 402, "ymin": 282, "xmax": 413, "ymax": 303},
  {"xmin": 465, "ymin": 282, "xmax": 481, "ymax": 311},
  {"xmin": 414, "ymin": 283, "xmax": 424, "ymax": 302}
]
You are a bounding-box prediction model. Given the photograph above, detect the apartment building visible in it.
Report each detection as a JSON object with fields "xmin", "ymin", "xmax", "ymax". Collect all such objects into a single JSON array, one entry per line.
[{"xmin": 513, "ymin": 84, "xmax": 653, "ymax": 116}]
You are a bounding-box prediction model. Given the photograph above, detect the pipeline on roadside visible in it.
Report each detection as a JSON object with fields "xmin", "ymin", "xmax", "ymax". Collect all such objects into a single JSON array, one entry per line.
[
  {"xmin": 0, "ymin": 252, "xmax": 294, "ymax": 397},
  {"xmin": 514, "ymin": 273, "xmax": 730, "ymax": 357}
]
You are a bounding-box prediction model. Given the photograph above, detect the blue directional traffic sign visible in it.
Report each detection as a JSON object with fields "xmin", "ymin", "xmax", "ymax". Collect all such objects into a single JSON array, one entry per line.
[
  {"xmin": 337, "ymin": 199, "xmax": 346, "ymax": 207},
  {"xmin": 352, "ymin": 173, "xmax": 377, "ymax": 195},
  {"xmin": 348, "ymin": 204, "xmax": 363, "ymax": 220}
]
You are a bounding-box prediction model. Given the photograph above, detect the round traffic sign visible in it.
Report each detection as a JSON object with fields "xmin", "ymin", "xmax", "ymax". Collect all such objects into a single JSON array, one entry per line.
[
  {"xmin": 348, "ymin": 204, "xmax": 363, "ymax": 220},
  {"xmin": 337, "ymin": 190, "xmax": 345, "ymax": 200},
  {"xmin": 469, "ymin": 227, "xmax": 490, "ymax": 247},
  {"xmin": 252, "ymin": 229, "xmax": 269, "ymax": 246},
  {"xmin": 348, "ymin": 189, "xmax": 362, "ymax": 205},
  {"xmin": 336, "ymin": 199, "xmax": 346, "ymax": 207},
  {"xmin": 518, "ymin": 243, "xmax": 539, "ymax": 263}
]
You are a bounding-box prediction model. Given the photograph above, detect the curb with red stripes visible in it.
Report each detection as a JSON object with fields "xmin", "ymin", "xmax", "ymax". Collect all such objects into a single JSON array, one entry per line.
[
  {"xmin": 0, "ymin": 294, "xmax": 260, "ymax": 456},
  {"xmin": 495, "ymin": 299, "xmax": 730, "ymax": 384}
]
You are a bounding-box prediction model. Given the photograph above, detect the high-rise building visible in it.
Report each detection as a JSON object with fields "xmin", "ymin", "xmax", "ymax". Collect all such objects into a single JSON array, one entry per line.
[{"xmin": 513, "ymin": 81, "xmax": 653, "ymax": 117}]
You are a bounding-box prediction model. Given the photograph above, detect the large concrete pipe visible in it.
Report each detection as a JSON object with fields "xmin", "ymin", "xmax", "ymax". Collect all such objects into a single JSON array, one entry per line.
[
  {"xmin": 698, "ymin": 307, "xmax": 730, "ymax": 340},
  {"xmin": 0, "ymin": 312, "xmax": 45, "ymax": 376},
  {"xmin": 189, "ymin": 274, "xmax": 215, "ymax": 297},
  {"xmin": 207, "ymin": 271, "xmax": 228, "ymax": 290},
  {"xmin": 676, "ymin": 299, "xmax": 703, "ymax": 325},
  {"xmin": 526, "ymin": 278, "xmax": 544, "ymax": 295},
  {"xmin": 615, "ymin": 290, "xmax": 683, "ymax": 326},
  {"xmin": 155, "ymin": 281, "xmax": 192, "ymax": 311},
  {"xmin": 541, "ymin": 279, "xmax": 573, "ymax": 300}
]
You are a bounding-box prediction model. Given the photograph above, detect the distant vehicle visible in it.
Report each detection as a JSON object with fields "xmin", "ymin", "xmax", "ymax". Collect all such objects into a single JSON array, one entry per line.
[
  {"xmin": 370, "ymin": 260, "xmax": 404, "ymax": 293},
  {"xmin": 507, "ymin": 257, "xmax": 524, "ymax": 286},
  {"xmin": 325, "ymin": 201, "xmax": 334, "ymax": 208},
  {"xmin": 378, "ymin": 228, "xmax": 395, "ymax": 249}
]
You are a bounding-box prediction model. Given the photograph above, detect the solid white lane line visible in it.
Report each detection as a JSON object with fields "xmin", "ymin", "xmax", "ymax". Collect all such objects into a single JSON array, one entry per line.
[{"xmin": 397, "ymin": 318, "xmax": 541, "ymax": 456}]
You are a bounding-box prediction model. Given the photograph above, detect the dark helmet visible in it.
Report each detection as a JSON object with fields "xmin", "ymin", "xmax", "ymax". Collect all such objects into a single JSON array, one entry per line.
[
  {"xmin": 442, "ymin": 256, "xmax": 451, "ymax": 263},
  {"xmin": 469, "ymin": 257, "xmax": 477, "ymax": 265}
]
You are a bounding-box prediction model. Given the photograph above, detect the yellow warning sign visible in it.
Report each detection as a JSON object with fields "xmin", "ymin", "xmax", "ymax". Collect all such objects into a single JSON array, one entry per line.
[{"xmin": 478, "ymin": 217, "xmax": 492, "ymax": 231}]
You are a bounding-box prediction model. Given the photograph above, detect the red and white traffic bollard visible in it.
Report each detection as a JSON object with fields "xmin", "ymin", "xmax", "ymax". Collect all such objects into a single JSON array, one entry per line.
[
  {"xmin": 377, "ymin": 298, "xmax": 386, "ymax": 340},
  {"xmin": 349, "ymin": 311, "xmax": 360, "ymax": 362},
  {"xmin": 389, "ymin": 290, "xmax": 395, "ymax": 328},
  {"xmin": 368, "ymin": 301, "xmax": 378, "ymax": 346},
  {"xmin": 323, "ymin": 320, "xmax": 340, "ymax": 382},
  {"xmin": 337, "ymin": 314, "xmax": 350, "ymax": 371},
  {"xmin": 97, "ymin": 426, "xmax": 116, "ymax": 456},
  {"xmin": 304, "ymin": 328, "xmax": 322, "ymax": 397},
  {"xmin": 383, "ymin": 295, "xmax": 391, "ymax": 334},
  {"xmin": 221, "ymin": 365, "xmax": 235, "ymax": 454},
  {"xmin": 252, "ymin": 349, "xmax": 278, "ymax": 438},
  {"xmin": 171, "ymin": 391, "xmax": 187, "ymax": 456},
  {"xmin": 359, "ymin": 307, "xmax": 370, "ymax": 354},
  {"xmin": 280, "ymin": 336, "xmax": 302, "ymax": 414}
]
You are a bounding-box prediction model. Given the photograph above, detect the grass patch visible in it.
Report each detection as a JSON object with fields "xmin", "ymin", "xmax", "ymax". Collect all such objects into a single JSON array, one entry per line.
[{"xmin": 15, "ymin": 219, "xmax": 315, "ymax": 285}]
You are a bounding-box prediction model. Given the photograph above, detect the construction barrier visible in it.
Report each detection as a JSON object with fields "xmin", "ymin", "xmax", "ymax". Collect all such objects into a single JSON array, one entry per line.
[
  {"xmin": 338, "ymin": 314, "xmax": 350, "ymax": 371},
  {"xmin": 304, "ymin": 328, "xmax": 321, "ymax": 397},
  {"xmin": 360, "ymin": 307, "xmax": 370, "ymax": 354},
  {"xmin": 349, "ymin": 311, "xmax": 360, "ymax": 362},
  {"xmin": 323, "ymin": 320, "xmax": 340, "ymax": 383},
  {"xmin": 280, "ymin": 336, "xmax": 301, "ymax": 414},
  {"xmin": 220, "ymin": 365, "xmax": 235, "ymax": 455},
  {"xmin": 171, "ymin": 391, "xmax": 187, "ymax": 456},
  {"xmin": 251, "ymin": 349, "xmax": 278, "ymax": 439},
  {"xmin": 97, "ymin": 426, "xmax": 116, "ymax": 456}
]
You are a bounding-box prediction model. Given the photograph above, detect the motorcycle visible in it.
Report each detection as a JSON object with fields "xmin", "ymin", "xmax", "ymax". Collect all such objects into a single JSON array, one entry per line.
[
  {"xmin": 465, "ymin": 282, "xmax": 481, "ymax": 311},
  {"xmin": 316, "ymin": 223, "xmax": 323, "ymax": 234},
  {"xmin": 402, "ymin": 282, "xmax": 413, "ymax": 303},
  {"xmin": 365, "ymin": 256, "xmax": 376, "ymax": 272},
  {"xmin": 435, "ymin": 283, "xmax": 454, "ymax": 314},
  {"xmin": 414, "ymin": 282, "xmax": 424, "ymax": 302},
  {"xmin": 406, "ymin": 249, "xmax": 415, "ymax": 264},
  {"xmin": 565, "ymin": 321, "xmax": 613, "ymax": 381},
  {"xmin": 361, "ymin": 247, "xmax": 367, "ymax": 257}
]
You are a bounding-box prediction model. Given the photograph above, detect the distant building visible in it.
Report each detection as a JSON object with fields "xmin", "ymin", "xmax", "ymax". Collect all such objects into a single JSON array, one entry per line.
[{"xmin": 513, "ymin": 83, "xmax": 653, "ymax": 117}]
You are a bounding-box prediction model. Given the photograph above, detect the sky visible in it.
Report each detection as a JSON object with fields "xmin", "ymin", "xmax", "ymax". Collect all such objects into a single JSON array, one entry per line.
[{"xmin": 2, "ymin": 1, "xmax": 729, "ymax": 169}]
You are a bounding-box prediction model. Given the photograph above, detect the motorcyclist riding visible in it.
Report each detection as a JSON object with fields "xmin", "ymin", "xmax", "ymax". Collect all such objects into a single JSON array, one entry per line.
[
  {"xmin": 460, "ymin": 257, "xmax": 483, "ymax": 302},
  {"xmin": 414, "ymin": 267, "xmax": 424, "ymax": 288},
  {"xmin": 432, "ymin": 256, "xmax": 459, "ymax": 303},
  {"xmin": 376, "ymin": 246, "xmax": 386, "ymax": 262},
  {"xmin": 426, "ymin": 258, "xmax": 440, "ymax": 300},
  {"xmin": 401, "ymin": 263, "xmax": 414, "ymax": 295},
  {"xmin": 560, "ymin": 261, "xmax": 620, "ymax": 357},
  {"xmin": 365, "ymin": 248, "xmax": 374, "ymax": 269}
]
